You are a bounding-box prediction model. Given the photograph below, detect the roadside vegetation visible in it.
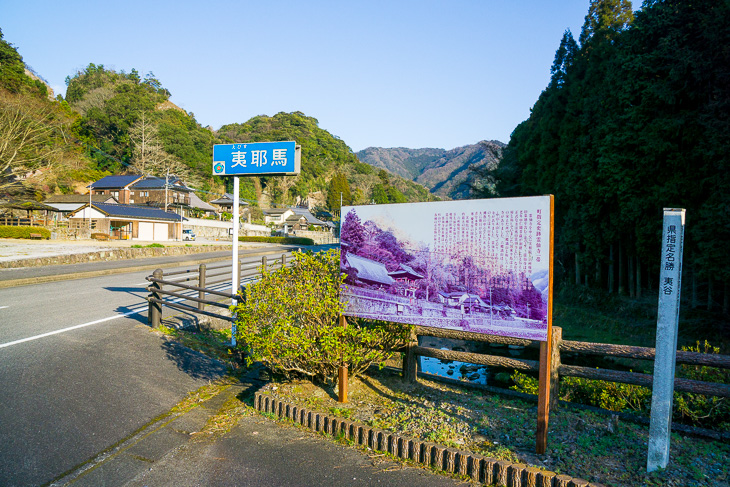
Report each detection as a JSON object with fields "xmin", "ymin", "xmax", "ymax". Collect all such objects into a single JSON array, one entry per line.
[
  {"xmin": 0, "ymin": 225, "xmax": 50, "ymax": 239},
  {"xmin": 152, "ymin": 248, "xmax": 729, "ymax": 486}
]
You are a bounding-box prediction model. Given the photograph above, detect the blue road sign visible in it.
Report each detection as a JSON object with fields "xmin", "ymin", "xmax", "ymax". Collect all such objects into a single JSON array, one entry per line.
[{"xmin": 212, "ymin": 141, "xmax": 300, "ymax": 176}]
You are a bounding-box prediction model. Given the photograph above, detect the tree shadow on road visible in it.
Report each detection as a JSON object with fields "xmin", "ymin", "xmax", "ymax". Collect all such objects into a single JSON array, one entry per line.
[{"xmin": 158, "ymin": 338, "xmax": 228, "ymax": 381}]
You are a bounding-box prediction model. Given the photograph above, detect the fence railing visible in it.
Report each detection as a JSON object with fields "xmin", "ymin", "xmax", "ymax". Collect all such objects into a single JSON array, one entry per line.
[
  {"xmin": 402, "ymin": 326, "xmax": 730, "ymax": 406},
  {"xmin": 146, "ymin": 251, "xmax": 294, "ymax": 326}
]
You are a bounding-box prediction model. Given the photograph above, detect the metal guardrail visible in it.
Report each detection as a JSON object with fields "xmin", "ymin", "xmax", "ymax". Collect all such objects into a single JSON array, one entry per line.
[{"xmin": 146, "ymin": 251, "xmax": 295, "ymax": 326}]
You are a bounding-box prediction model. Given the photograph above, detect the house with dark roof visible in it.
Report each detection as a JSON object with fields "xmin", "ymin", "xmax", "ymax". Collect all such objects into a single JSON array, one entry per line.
[
  {"xmin": 88, "ymin": 175, "xmax": 144, "ymax": 204},
  {"xmin": 67, "ymin": 203, "xmax": 185, "ymax": 241},
  {"xmin": 88, "ymin": 175, "xmax": 194, "ymax": 213},
  {"xmin": 210, "ymin": 193, "xmax": 249, "ymax": 214},
  {"xmin": 129, "ymin": 176, "xmax": 193, "ymax": 208}
]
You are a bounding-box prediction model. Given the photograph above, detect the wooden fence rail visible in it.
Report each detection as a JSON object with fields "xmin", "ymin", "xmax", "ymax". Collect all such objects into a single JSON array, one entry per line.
[
  {"xmin": 403, "ymin": 325, "xmax": 730, "ymax": 401},
  {"xmin": 146, "ymin": 252, "xmax": 294, "ymax": 326}
]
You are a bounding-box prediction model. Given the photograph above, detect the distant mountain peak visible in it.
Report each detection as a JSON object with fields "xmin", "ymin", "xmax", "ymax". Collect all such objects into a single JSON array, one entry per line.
[{"xmin": 356, "ymin": 140, "xmax": 504, "ymax": 199}]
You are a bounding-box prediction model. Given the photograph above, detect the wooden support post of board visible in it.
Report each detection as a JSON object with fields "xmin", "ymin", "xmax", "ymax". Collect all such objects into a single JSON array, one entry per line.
[
  {"xmin": 536, "ymin": 193, "xmax": 555, "ymax": 454},
  {"xmin": 403, "ymin": 327, "xmax": 418, "ymax": 383},
  {"xmin": 536, "ymin": 334, "xmax": 551, "ymax": 454},
  {"xmin": 338, "ymin": 315, "xmax": 348, "ymax": 403},
  {"xmin": 550, "ymin": 326, "xmax": 562, "ymax": 410}
]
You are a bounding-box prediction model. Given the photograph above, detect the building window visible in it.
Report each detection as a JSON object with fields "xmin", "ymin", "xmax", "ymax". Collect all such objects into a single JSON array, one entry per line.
[{"xmin": 130, "ymin": 199, "xmax": 134, "ymax": 204}]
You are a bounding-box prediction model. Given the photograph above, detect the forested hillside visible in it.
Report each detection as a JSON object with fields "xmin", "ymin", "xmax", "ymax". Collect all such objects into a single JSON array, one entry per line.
[
  {"xmin": 64, "ymin": 64, "xmax": 223, "ymax": 195},
  {"xmin": 357, "ymin": 140, "xmax": 503, "ymax": 200},
  {"xmin": 219, "ymin": 113, "xmax": 437, "ymax": 209},
  {"xmin": 479, "ymin": 0, "xmax": 730, "ymax": 312},
  {"xmin": 0, "ymin": 31, "xmax": 435, "ymax": 211},
  {"xmin": 0, "ymin": 28, "xmax": 88, "ymax": 199}
]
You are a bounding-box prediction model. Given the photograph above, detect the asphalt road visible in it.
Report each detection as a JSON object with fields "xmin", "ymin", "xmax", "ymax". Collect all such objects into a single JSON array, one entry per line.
[{"xmin": 0, "ymin": 265, "xmax": 230, "ymax": 486}]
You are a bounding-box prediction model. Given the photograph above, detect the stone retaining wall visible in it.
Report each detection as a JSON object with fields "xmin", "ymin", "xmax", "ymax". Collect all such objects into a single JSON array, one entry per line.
[
  {"xmin": 253, "ymin": 392, "xmax": 602, "ymax": 487},
  {"xmin": 0, "ymin": 245, "xmax": 233, "ymax": 269}
]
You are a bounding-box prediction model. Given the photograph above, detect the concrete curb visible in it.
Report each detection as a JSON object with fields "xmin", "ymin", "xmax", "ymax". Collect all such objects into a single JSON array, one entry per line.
[
  {"xmin": 0, "ymin": 246, "xmax": 309, "ymax": 289},
  {"xmin": 0, "ymin": 255, "xmax": 231, "ymax": 289},
  {"xmin": 0, "ymin": 244, "xmax": 234, "ymax": 269},
  {"xmin": 253, "ymin": 392, "xmax": 603, "ymax": 487}
]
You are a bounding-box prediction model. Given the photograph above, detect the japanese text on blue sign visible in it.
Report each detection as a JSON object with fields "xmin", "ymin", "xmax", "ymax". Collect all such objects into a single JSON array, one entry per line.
[{"xmin": 213, "ymin": 141, "xmax": 299, "ymax": 176}]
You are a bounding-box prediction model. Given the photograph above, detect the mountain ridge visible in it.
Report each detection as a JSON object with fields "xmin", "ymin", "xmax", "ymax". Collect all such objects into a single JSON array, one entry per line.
[{"xmin": 356, "ymin": 140, "xmax": 504, "ymax": 199}]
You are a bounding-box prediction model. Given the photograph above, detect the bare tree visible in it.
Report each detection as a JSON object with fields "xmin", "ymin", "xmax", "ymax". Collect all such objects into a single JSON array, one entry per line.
[
  {"xmin": 128, "ymin": 112, "xmax": 190, "ymax": 181},
  {"xmin": 0, "ymin": 91, "xmax": 67, "ymax": 189}
]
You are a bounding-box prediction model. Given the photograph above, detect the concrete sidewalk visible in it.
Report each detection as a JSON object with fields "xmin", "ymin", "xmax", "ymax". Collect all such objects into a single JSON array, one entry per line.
[{"xmin": 52, "ymin": 373, "xmax": 468, "ymax": 487}]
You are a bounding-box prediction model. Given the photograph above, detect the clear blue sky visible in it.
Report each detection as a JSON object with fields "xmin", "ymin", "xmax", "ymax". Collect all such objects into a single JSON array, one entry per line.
[{"xmin": 2, "ymin": 1, "xmax": 611, "ymax": 152}]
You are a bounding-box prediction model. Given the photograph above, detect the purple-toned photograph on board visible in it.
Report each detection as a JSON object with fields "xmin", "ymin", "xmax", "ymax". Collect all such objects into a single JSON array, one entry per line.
[{"xmin": 340, "ymin": 196, "xmax": 552, "ymax": 341}]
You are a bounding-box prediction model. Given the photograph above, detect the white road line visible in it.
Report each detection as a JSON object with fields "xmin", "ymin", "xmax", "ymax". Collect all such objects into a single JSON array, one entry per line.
[
  {"xmin": 0, "ymin": 305, "xmax": 148, "ymax": 350},
  {"xmin": 0, "ymin": 306, "xmax": 8, "ymax": 310},
  {"xmin": 0, "ymin": 291, "xmax": 210, "ymax": 350}
]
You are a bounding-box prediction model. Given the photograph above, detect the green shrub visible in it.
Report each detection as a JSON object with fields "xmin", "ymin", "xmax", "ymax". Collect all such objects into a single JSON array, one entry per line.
[
  {"xmin": 0, "ymin": 226, "xmax": 51, "ymax": 239},
  {"xmin": 511, "ymin": 341, "xmax": 729, "ymax": 431},
  {"xmin": 238, "ymin": 236, "xmax": 314, "ymax": 246},
  {"xmin": 560, "ymin": 376, "xmax": 652, "ymax": 412},
  {"xmin": 131, "ymin": 243, "xmax": 165, "ymax": 248},
  {"xmin": 674, "ymin": 341, "xmax": 730, "ymax": 430},
  {"xmin": 233, "ymin": 249, "xmax": 410, "ymax": 383}
]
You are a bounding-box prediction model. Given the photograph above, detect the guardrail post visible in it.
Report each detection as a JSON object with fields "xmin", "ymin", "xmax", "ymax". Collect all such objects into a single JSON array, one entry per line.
[
  {"xmin": 282, "ymin": 253, "xmax": 286, "ymax": 268},
  {"xmin": 198, "ymin": 264, "xmax": 206, "ymax": 312},
  {"xmin": 261, "ymin": 255, "xmax": 268, "ymax": 275},
  {"xmin": 148, "ymin": 268, "xmax": 163, "ymax": 328},
  {"xmin": 550, "ymin": 326, "xmax": 562, "ymax": 410},
  {"xmin": 239, "ymin": 258, "xmax": 243, "ymax": 292},
  {"xmin": 403, "ymin": 327, "xmax": 419, "ymax": 383}
]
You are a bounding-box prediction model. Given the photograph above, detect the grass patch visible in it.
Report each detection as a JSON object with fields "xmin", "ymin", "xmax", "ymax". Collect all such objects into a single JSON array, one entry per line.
[
  {"xmin": 131, "ymin": 243, "xmax": 165, "ymax": 248},
  {"xmin": 157, "ymin": 323, "xmax": 236, "ymax": 367}
]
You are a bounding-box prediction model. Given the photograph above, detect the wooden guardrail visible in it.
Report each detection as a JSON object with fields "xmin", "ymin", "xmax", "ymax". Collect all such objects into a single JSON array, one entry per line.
[
  {"xmin": 402, "ymin": 326, "xmax": 730, "ymax": 404},
  {"xmin": 146, "ymin": 252, "xmax": 294, "ymax": 326}
]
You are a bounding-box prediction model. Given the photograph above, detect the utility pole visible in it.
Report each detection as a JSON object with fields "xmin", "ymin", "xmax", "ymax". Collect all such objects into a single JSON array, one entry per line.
[
  {"xmin": 88, "ymin": 183, "xmax": 92, "ymax": 229},
  {"xmin": 165, "ymin": 168, "xmax": 170, "ymax": 213}
]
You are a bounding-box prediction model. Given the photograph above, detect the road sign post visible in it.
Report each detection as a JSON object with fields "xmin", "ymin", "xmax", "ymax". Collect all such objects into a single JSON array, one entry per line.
[{"xmin": 212, "ymin": 141, "xmax": 301, "ymax": 347}]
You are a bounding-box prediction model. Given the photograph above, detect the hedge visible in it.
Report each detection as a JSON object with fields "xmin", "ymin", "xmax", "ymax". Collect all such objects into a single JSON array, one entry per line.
[
  {"xmin": 0, "ymin": 226, "xmax": 51, "ymax": 239},
  {"xmin": 238, "ymin": 236, "xmax": 315, "ymax": 246}
]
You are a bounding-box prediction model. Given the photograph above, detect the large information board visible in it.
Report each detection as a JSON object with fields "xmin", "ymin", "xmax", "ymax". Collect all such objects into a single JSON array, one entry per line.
[
  {"xmin": 339, "ymin": 196, "xmax": 553, "ymax": 341},
  {"xmin": 213, "ymin": 141, "xmax": 300, "ymax": 176}
]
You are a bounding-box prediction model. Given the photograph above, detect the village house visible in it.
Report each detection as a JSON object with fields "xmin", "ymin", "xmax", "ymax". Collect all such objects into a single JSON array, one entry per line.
[
  {"xmin": 263, "ymin": 207, "xmax": 333, "ymax": 234},
  {"xmin": 67, "ymin": 202, "xmax": 184, "ymax": 241},
  {"xmin": 88, "ymin": 175, "xmax": 193, "ymax": 210},
  {"xmin": 43, "ymin": 194, "xmax": 118, "ymax": 223},
  {"xmin": 210, "ymin": 193, "xmax": 249, "ymax": 216}
]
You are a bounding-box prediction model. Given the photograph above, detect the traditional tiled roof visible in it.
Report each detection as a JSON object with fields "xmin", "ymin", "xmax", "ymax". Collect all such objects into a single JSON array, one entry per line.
[
  {"xmin": 389, "ymin": 263, "xmax": 425, "ymax": 280},
  {"xmin": 345, "ymin": 253, "xmax": 395, "ymax": 287},
  {"xmin": 89, "ymin": 175, "xmax": 143, "ymax": 189},
  {"xmin": 189, "ymin": 193, "xmax": 217, "ymax": 211},
  {"xmin": 210, "ymin": 193, "xmax": 249, "ymax": 206}
]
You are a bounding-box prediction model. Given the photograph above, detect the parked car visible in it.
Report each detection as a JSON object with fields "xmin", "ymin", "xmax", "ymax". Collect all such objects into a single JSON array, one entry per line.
[{"xmin": 182, "ymin": 229, "xmax": 196, "ymax": 241}]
